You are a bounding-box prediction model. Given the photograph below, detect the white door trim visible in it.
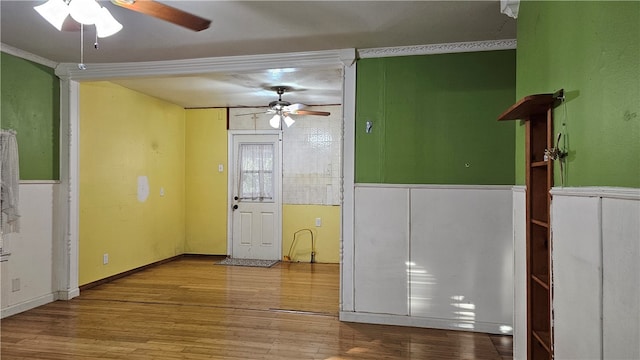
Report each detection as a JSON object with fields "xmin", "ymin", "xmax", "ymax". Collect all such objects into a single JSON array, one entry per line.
[{"xmin": 227, "ymin": 130, "xmax": 282, "ymax": 258}]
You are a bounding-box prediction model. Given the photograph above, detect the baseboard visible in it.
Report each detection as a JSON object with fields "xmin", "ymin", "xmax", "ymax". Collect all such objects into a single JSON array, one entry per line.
[
  {"xmin": 79, "ymin": 254, "xmax": 184, "ymax": 291},
  {"xmin": 182, "ymin": 253, "xmax": 227, "ymax": 260},
  {"xmin": 78, "ymin": 254, "xmax": 228, "ymax": 291},
  {"xmin": 1, "ymin": 293, "xmax": 56, "ymax": 319},
  {"xmin": 339, "ymin": 311, "xmax": 513, "ymax": 335}
]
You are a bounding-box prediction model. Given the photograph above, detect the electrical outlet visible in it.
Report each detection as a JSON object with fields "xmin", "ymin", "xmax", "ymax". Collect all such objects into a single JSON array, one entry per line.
[
  {"xmin": 315, "ymin": 218, "xmax": 322, "ymax": 227},
  {"xmin": 103, "ymin": 253, "xmax": 109, "ymax": 265},
  {"xmin": 11, "ymin": 278, "xmax": 20, "ymax": 292}
]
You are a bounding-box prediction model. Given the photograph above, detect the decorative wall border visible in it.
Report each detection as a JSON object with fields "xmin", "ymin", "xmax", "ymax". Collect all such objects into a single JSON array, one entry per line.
[
  {"xmin": 358, "ymin": 39, "xmax": 517, "ymax": 59},
  {"xmin": 0, "ymin": 42, "xmax": 58, "ymax": 69}
]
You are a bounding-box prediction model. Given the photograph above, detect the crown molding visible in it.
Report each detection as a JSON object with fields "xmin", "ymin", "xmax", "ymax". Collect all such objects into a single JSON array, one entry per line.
[
  {"xmin": 358, "ymin": 39, "xmax": 517, "ymax": 59},
  {"xmin": 0, "ymin": 43, "xmax": 58, "ymax": 69},
  {"xmin": 54, "ymin": 48, "xmax": 354, "ymax": 80}
]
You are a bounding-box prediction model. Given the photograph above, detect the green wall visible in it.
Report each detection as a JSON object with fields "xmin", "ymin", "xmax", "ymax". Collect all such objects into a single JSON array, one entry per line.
[
  {"xmin": 355, "ymin": 50, "xmax": 516, "ymax": 185},
  {"xmin": 1, "ymin": 52, "xmax": 60, "ymax": 180},
  {"xmin": 515, "ymin": 1, "xmax": 639, "ymax": 187}
]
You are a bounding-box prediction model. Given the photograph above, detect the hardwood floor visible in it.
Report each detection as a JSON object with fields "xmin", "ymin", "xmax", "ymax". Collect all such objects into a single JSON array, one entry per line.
[{"xmin": 1, "ymin": 257, "xmax": 512, "ymax": 359}]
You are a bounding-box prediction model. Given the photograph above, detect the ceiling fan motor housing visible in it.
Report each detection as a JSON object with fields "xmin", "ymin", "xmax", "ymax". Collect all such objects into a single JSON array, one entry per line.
[{"xmin": 269, "ymin": 100, "xmax": 291, "ymax": 111}]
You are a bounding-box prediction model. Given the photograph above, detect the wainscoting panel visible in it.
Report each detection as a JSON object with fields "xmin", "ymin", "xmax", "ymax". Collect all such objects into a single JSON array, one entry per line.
[
  {"xmin": 551, "ymin": 187, "xmax": 640, "ymax": 360},
  {"xmin": 354, "ymin": 186, "xmax": 409, "ymax": 315},
  {"xmin": 602, "ymin": 197, "xmax": 640, "ymax": 360},
  {"xmin": 348, "ymin": 184, "xmax": 513, "ymax": 333},
  {"xmin": 551, "ymin": 194, "xmax": 602, "ymax": 360},
  {"xmin": 512, "ymin": 186, "xmax": 526, "ymax": 360},
  {"xmin": 1, "ymin": 182, "xmax": 56, "ymax": 318},
  {"xmin": 410, "ymin": 187, "xmax": 513, "ymax": 331}
]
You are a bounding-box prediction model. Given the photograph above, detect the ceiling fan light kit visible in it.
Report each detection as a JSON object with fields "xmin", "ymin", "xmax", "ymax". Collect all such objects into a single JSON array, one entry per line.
[
  {"xmin": 34, "ymin": 0, "xmax": 122, "ymax": 38},
  {"xmin": 68, "ymin": 0, "xmax": 101, "ymax": 25},
  {"xmin": 94, "ymin": 7, "xmax": 123, "ymax": 38},
  {"xmin": 269, "ymin": 114, "xmax": 295, "ymax": 129},
  {"xmin": 34, "ymin": 0, "xmax": 72, "ymax": 31},
  {"xmin": 35, "ymin": 0, "xmax": 213, "ymax": 39},
  {"xmin": 34, "ymin": 0, "xmax": 210, "ymax": 70}
]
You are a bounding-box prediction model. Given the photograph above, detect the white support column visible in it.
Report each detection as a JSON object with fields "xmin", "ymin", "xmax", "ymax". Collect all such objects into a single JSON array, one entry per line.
[
  {"xmin": 53, "ymin": 76, "xmax": 79, "ymax": 300},
  {"xmin": 340, "ymin": 50, "xmax": 356, "ymax": 313}
]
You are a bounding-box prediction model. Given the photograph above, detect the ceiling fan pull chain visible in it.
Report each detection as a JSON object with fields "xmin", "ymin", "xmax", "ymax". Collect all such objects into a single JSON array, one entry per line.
[{"xmin": 94, "ymin": 32, "xmax": 99, "ymax": 50}]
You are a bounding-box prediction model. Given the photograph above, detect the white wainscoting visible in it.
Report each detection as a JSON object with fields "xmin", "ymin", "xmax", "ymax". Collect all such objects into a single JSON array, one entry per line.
[
  {"xmin": 551, "ymin": 187, "xmax": 640, "ymax": 360},
  {"xmin": 512, "ymin": 186, "xmax": 526, "ymax": 360},
  {"xmin": 1, "ymin": 182, "xmax": 57, "ymax": 318},
  {"xmin": 344, "ymin": 184, "xmax": 514, "ymax": 334},
  {"xmin": 353, "ymin": 186, "xmax": 409, "ymax": 315}
]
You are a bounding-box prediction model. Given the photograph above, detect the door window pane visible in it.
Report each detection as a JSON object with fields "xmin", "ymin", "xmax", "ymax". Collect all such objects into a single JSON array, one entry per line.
[{"xmin": 238, "ymin": 144, "xmax": 274, "ymax": 201}]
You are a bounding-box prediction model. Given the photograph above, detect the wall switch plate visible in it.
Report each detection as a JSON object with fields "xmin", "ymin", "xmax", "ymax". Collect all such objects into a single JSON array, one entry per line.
[
  {"xmin": 218, "ymin": 164, "xmax": 224, "ymax": 172},
  {"xmin": 315, "ymin": 218, "xmax": 322, "ymax": 227},
  {"xmin": 103, "ymin": 253, "xmax": 109, "ymax": 265}
]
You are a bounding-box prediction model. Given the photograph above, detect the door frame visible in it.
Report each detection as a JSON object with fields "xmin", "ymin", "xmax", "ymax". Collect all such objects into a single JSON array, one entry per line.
[
  {"xmin": 227, "ymin": 130, "xmax": 283, "ymax": 259},
  {"xmin": 54, "ymin": 47, "xmax": 356, "ymax": 305}
]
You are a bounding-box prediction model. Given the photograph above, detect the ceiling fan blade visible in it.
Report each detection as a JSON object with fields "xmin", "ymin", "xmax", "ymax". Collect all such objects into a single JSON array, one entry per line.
[
  {"xmin": 287, "ymin": 103, "xmax": 305, "ymax": 111},
  {"xmin": 294, "ymin": 110, "xmax": 331, "ymax": 116},
  {"xmin": 286, "ymin": 103, "xmax": 330, "ymax": 116},
  {"xmin": 111, "ymin": 0, "xmax": 211, "ymax": 32}
]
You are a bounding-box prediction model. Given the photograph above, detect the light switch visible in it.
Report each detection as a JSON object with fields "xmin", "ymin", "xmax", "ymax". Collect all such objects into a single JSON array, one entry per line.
[{"xmin": 218, "ymin": 164, "xmax": 224, "ymax": 172}]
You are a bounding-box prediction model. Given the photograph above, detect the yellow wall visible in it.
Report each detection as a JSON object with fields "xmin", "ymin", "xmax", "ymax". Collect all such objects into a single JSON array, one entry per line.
[
  {"xmin": 185, "ymin": 109, "xmax": 228, "ymax": 254},
  {"xmin": 282, "ymin": 205, "xmax": 340, "ymax": 263},
  {"xmin": 79, "ymin": 82, "xmax": 186, "ymax": 285},
  {"xmin": 79, "ymin": 82, "xmax": 340, "ymax": 284}
]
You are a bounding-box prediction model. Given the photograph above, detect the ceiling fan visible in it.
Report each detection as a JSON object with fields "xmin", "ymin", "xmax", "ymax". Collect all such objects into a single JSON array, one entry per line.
[
  {"xmin": 110, "ymin": 0, "xmax": 211, "ymax": 32},
  {"xmin": 267, "ymin": 86, "xmax": 331, "ymax": 129},
  {"xmin": 36, "ymin": 0, "xmax": 210, "ymax": 35}
]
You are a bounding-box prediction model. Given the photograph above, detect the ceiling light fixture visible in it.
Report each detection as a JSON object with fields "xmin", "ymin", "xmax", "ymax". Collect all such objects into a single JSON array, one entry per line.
[
  {"xmin": 33, "ymin": 0, "xmax": 69, "ymax": 30},
  {"xmin": 269, "ymin": 111, "xmax": 295, "ymax": 129},
  {"xmin": 269, "ymin": 114, "xmax": 281, "ymax": 129},
  {"xmin": 34, "ymin": 0, "xmax": 122, "ymax": 38},
  {"xmin": 283, "ymin": 115, "xmax": 295, "ymax": 128}
]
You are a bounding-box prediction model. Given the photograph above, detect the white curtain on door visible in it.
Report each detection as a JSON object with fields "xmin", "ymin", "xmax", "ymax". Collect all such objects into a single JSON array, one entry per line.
[
  {"xmin": 238, "ymin": 143, "xmax": 274, "ymax": 201},
  {"xmin": 1, "ymin": 130, "xmax": 20, "ymax": 234}
]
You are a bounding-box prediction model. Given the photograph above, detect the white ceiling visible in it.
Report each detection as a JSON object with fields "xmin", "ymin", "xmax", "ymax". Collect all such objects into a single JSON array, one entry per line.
[{"xmin": 1, "ymin": 1, "xmax": 516, "ymax": 108}]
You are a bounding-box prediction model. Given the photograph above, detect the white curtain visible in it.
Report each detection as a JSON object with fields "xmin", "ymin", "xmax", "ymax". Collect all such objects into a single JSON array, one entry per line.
[
  {"xmin": 1, "ymin": 130, "xmax": 20, "ymax": 234},
  {"xmin": 238, "ymin": 143, "xmax": 274, "ymax": 201}
]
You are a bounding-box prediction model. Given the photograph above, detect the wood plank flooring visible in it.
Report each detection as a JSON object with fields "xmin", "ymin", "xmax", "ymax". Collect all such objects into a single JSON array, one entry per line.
[{"xmin": 1, "ymin": 256, "xmax": 512, "ymax": 359}]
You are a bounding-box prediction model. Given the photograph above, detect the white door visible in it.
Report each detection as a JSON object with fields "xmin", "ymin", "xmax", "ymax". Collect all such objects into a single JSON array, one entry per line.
[{"xmin": 230, "ymin": 134, "xmax": 281, "ymax": 260}]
